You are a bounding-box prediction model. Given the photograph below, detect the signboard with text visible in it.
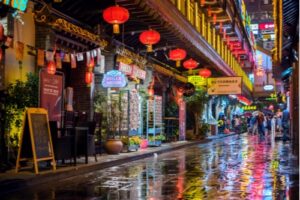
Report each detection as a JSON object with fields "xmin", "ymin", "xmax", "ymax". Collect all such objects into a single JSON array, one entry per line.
[
  {"xmin": 207, "ymin": 77, "xmax": 242, "ymax": 95},
  {"xmin": 187, "ymin": 76, "xmax": 206, "ymax": 89},
  {"xmin": 40, "ymin": 71, "xmax": 63, "ymax": 122},
  {"xmin": 102, "ymin": 70, "xmax": 127, "ymax": 88},
  {"xmin": 118, "ymin": 62, "xmax": 146, "ymax": 80}
]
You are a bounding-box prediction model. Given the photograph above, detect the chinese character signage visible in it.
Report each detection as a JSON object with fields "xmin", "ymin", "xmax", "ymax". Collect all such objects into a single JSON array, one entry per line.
[
  {"xmin": 40, "ymin": 71, "xmax": 63, "ymax": 122},
  {"xmin": 242, "ymin": 105, "xmax": 257, "ymax": 111},
  {"xmin": 0, "ymin": 0, "xmax": 29, "ymax": 12},
  {"xmin": 207, "ymin": 77, "xmax": 242, "ymax": 95},
  {"xmin": 118, "ymin": 62, "xmax": 146, "ymax": 80},
  {"xmin": 188, "ymin": 76, "xmax": 206, "ymax": 89},
  {"xmin": 102, "ymin": 70, "xmax": 127, "ymax": 88}
]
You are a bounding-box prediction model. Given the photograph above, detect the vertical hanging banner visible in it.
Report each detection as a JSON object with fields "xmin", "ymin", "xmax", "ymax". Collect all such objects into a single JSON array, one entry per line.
[
  {"xmin": 37, "ymin": 49, "xmax": 44, "ymax": 67},
  {"xmin": 179, "ymin": 101, "xmax": 186, "ymax": 141},
  {"xmin": 71, "ymin": 54, "xmax": 76, "ymax": 68},
  {"xmin": 40, "ymin": 71, "xmax": 63, "ymax": 122},
  {"xmin": 15, "ymin": 41, "xmax": 24, "ymax": 61}
]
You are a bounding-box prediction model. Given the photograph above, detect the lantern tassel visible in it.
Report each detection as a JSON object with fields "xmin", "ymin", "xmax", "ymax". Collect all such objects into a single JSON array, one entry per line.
[
  {"xmin": 176, "ymin": 60, "xmax": 180, "ymax": 67},
  {"xmin": 113, "ymin": 24, "xmax": 120, "ymax": 34},
  {"xmin": 146, "ymin": 44, "xmax": 153, "ymax": 52}
]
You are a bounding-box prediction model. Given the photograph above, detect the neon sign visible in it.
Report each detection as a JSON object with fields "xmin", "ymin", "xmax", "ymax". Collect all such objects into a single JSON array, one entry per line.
[
  {"xmin": 0, "ymin": 0, "xmax": 29, "ymax": 12},
  {"xmin": 102, "ymin": 70, "xmax": 127, "ymax": 88}
]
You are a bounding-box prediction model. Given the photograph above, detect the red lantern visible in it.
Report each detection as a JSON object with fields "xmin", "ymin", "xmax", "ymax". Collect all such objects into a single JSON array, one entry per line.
[
  {"xmin": 213, "ymin": 14, "xmax": 217, "ymax": 25},
  {"xmin": 47, "ymin": 61, "xmax": 56, "ymax": 75},
  {"xmin": 169, "ymin": 48, "xmax": 187, "ymax": 67},
  {"xmin": 0, "ymin": 48, "xmax": 2, "ymax": 62},
  {"xmin": 0, "ymin": 23, "xmax": 4, "ymax": 41},
  {"xmin": 200, "ymin": 0, "xmax": 205, "ymax": 7},
  {"xmin": 85, "ymin": 71, "xmax": 93, "ymax": 87},
  {"xmin": 183, "ymin": 58, "xmax": 198, "ymax": 73},
  {"xmin": 148, "ymin": 87, "xmax": 154, "ymax": 96},
  {"xmin": 139, "ymin": 29, "xmax": 160, "ymax": 52},
  {"xmin": 103, "ymin": 5, "xmax": 129, "ymax": 34},
  {"xmin": 199, "ymin": 68, "xmax": 211, "ymax": 78},
  {"xmin": 208, "ymin": 6, "xmax": 212, "ymax": 17},
  {"xmin": 219, "ymin": 22, "xmax": 223, "ymax": 33},
  {"xmin": 87, "ymin": 57, "xmax": 95, "ymax": 70}
]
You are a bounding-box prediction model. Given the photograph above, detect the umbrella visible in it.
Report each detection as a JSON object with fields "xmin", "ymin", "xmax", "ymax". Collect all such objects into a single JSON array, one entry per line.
[
  {"xmin": 252, "ymin": 111, "xmax": 260, "ymax": 116},
  {"xmin": 243, "ymin": 112, "xmax": 252, "ymax": 117}
]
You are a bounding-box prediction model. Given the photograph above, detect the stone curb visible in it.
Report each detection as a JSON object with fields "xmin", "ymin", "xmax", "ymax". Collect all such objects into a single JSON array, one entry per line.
[{"xmin": 0, "ymin": 133, "xmax": 238, "ymax": 195}]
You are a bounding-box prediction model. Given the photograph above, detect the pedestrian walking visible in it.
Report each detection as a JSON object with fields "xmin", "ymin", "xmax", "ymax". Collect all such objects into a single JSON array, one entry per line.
[
  {"xmin": 250, "ymin": 116, "xmax": 258, "ymax": 135},
  {"xmin": 234, "ymin": 116, "xmax": 241, "ymax": 134},
  {"xmin": 257, "ymin": 112, "xmax": 265, "ymax": 139}
]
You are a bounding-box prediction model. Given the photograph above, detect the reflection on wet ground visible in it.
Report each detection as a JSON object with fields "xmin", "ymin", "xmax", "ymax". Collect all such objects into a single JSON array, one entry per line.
[{"xmin": 3, "ymin": 134, "xmax": 299, "ymax": 200}]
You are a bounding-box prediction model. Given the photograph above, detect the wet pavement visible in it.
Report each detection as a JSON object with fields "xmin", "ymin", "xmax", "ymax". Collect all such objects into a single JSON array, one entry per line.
[{"xmin": 2, "ymin": 134, "xmax": 299, "ymax": 200}]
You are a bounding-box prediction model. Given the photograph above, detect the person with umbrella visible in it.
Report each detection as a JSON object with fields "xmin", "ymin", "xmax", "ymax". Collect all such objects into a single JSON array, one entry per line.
[{"xmin": 257, "ymin": 112, "xmax": 265, "ymax": 139}]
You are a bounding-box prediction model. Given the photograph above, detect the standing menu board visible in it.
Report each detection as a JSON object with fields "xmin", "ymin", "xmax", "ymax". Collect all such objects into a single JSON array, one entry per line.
[{"xmin": 16, "ymin": 108, "xmax": 56, "ymax": 174}]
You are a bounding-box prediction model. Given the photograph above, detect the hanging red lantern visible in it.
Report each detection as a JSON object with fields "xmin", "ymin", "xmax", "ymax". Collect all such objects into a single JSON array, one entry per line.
[
  {"xmin": 219, "ymin": 22, "xmax": 223, "ymax": 33},
  {"xmin": 87, "ymin": 57, "xmax": 95, "ymax": 70},
  {"xmin": 208, "ymin": 6, "xmax": 212, "ymax": 17},
  {"xmin": 139, "ymin": 29, "xmax": 160, "ymax": 52},
  {"xmin": 169, "ymin": 48, "xmax": 187, "ymax": 67},
  {"xmin": 148, "ymin": 87, "xmax": 154, "ymax": 96},
  {"xmin": 85, "ymin": 71, "xmax": 93, "ymax": 87},
  {"xmin": 47, "ymin": 61, "xmax": 56, "ymax": 75},
  {"xmin": 199, "ymin": 68, "xmax": 211, "ymax": 78},
  {"xmin": 103, "ymin": 5, "xmax": 129, "ymax": 34},
  {"xmin": 183, "ymin": 58, "xmax": 198, "ymax": 73},
  {"xmin": 200, "ymin": 0, "xmax": 205, "ymax": 7},
  {"xmin": 0, "ymin": 23, "xmax": 4, "ymax": 41},
  {"xmin": 213, "ymin": 14, "xmax": 217, "ymax": 25},
  {"xmin": 223, "ymin": 29, "xmax": 226, "ymax": 39},
  {"xmin": 0, "ymin": 48, "xmax": 2, "ymax": 62}
]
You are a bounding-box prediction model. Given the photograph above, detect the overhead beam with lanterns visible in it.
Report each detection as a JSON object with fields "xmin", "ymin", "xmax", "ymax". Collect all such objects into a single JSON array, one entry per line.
[{"xmin": 133, "ymin": 0, "xmax": 253, "ymax": 95}]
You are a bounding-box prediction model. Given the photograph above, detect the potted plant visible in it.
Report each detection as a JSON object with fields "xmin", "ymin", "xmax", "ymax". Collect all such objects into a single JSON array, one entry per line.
[
  {"xmin": 122, "ymin": 136, "xmax": 141, "ymax": 152},
  {"xmin": 104, "ymin": 92, "xmax": 124, "ymax": 154},
  {"xmin": 185, "ymin": 90, "xmax": 209, "ymax": 139}
]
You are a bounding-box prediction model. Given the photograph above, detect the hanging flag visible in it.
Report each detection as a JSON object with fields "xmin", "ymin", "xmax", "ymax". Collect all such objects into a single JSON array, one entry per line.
[
  {"xmin": 56, "ymin": 53, "xmax": 62, "ymax": 69},
  {"xmin": 63, "ymin": 53, "xmax": 70, "ymax": 63},
  {"xmin": 92, "ymin": 49, "xmax": 98, "ymax": 57},
  {"xmin": 86, "ymin": 51, "xmax": 91, "ymax": 66},
  {"xmin": 96, "ymin": 48, "xmax": 101, "ymax": 66},
  {"xmin": 76, "ymin": 53, "xmax": 84, "ymax": 61},
  {"xmin": 71, "ymin": 54, "xmax": 76, "ymax": 68},
  {"xmin": 100, "ymin": 55, "xmax": 105, "ymax": 74},
  {"xmin": 37, "ymin": 49, "xmax": 45, "ymax": 67},
  {"xmin": 15, "ymin": 41, "xmax": 24, "ymax": 61},
  {"xmin": 46, "ymin": 51, "xmax": 53, "ymax": 61}
]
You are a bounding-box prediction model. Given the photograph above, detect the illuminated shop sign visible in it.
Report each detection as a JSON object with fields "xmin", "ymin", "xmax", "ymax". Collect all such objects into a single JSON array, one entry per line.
[
  {"xmin": 242, "ymin": 105, "xmax": 257, "ymax": 111},
  {"xmin": 102, "ymin": 70, "xmax": 127, "ymax": 88},
  {"xmin": 259, "ymin": 23, "xmax": 274, "ymax": 30},
  {"xmin": 0, "ymin": 0, "xmax": 29, "ymax": 12}
]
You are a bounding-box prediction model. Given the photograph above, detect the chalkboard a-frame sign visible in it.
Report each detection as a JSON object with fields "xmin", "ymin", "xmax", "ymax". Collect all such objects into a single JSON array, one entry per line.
[{"xmin": 16, "ymin": 108, "xmax": 56, "ymax": 174}]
